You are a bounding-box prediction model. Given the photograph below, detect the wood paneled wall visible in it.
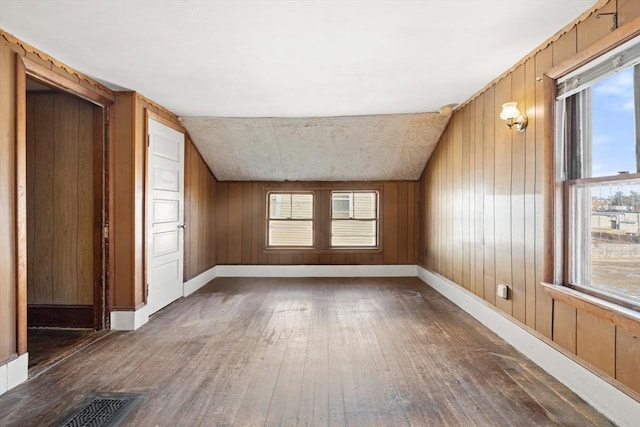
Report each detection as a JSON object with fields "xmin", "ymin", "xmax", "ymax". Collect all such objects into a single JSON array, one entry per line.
[
  {"xmin": 419, "ymin": 0, "xmax": 640, "ymax": 395},
  {"xmin": 215, "ymin": 181, "xmax": 418, "ymax": 265},
  {"xmin": 26, "ymin": 92, "xmax": 96, "ymax": 305},
  {"xmin": 0, "ymin": 31, "xmax": 115, "ymax": 363},
  {"xmin": 184, "ymin": 137, "xmax": 217, "ymax": 280}
]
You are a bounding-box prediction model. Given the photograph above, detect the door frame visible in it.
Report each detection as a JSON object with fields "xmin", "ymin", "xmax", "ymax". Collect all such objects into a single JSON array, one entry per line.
[
  {"xmin": 15, "ymin": 56, "xmax": 114, "ymax": 354},
  {"xmin": 144, "ymin": 110, "xmax": 186, "ymax": 314}
]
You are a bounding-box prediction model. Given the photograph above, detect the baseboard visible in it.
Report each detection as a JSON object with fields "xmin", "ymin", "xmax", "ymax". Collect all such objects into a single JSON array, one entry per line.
[
  {"xmin": 215, "ymin": 264, "xmax": 417, "ymax": 278},
  {"xmin": 110, "ymin": 306, "xmax": 149, "ymax": 331},
  {"xmin": 184, "ymin": 265, "xmax": 218, "ymax": 296},
  {"xmin": 0, "ymin": 353, "xmax": 28, "ymax": 396},
  {"xmin": 28, "ymin": 304, "xmax": 94, "ymax": 328},
  {"xmin": 416, "ymin": 266, "xmax": 640, "ymax": 427}
]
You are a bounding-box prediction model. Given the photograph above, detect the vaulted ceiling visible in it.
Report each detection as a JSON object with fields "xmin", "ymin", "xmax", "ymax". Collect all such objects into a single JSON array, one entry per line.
[{"xmin": 0, "ymin": 0, "xmax": 599, "ymax": 181}]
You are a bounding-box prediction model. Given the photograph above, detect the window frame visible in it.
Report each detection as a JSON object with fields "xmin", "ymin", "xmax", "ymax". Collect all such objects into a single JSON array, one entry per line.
[
  {"xmin": 330, "ymin": 190, "xmax": 380, "ymax": 249},
  {"xmin": 265, "ymin": 191, "xmax": 315, "ymax": 248},
  {"xmin": 261, "ymin": 186, "xmax": 384, "ymax": 253},
  {"xmin": 554, "ymin": 35, "xmax": 640, "ymax": 311}
]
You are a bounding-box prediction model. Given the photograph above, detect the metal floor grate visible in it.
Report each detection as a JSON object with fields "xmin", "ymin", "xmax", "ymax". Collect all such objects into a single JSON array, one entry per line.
[{"xmin": 56, "ymin": 393, "xmax": 144, "ymax": 427}]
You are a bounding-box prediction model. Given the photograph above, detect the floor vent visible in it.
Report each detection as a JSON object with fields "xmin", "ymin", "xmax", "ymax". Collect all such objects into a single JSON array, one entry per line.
[{"xmin": 56, "ymin": 393, "xmax": 144, "ymax": 427}]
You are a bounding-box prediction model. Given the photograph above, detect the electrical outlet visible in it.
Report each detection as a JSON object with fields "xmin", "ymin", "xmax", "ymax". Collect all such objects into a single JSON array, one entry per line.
[{"xmin": 497, "ymin": 284, "xmax": 509, "ymax": 299}]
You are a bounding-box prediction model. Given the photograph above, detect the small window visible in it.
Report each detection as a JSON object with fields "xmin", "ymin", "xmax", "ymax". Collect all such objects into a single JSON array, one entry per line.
[
  {"xmin": 267, "ymin": 192, "xmax": 313, "ymax": 247},
  {"xmin": 331, "ymin": 191, "xmax": 378, "ymax": 247},
  {"xmin": 557, "ymin": 38, "xmax": 640, "ymax": 306}
]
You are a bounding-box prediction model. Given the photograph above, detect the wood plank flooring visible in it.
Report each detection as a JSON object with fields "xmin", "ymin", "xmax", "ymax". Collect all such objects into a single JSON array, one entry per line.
[{"xmin": 0, "ymin": 277, "xmax": 613, "ymax": 426}]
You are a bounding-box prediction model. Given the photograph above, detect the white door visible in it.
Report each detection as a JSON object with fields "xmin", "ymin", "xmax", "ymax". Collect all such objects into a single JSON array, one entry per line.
[{"xmin": 146, "ymin": 118, "xmax": 185, "ymax": 315}]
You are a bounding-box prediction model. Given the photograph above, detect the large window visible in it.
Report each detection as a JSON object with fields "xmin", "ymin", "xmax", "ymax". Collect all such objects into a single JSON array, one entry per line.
[
  {"xmin": 331, "ymin": 191, "xmax": 378, "ymax": 247},
  {"xmin": 557, "ymin": 38, "xmax": 640, "ymax": 306},
  {"xmin": 267, "ymin": 192, "xmax": 313, "ymax": 247}
]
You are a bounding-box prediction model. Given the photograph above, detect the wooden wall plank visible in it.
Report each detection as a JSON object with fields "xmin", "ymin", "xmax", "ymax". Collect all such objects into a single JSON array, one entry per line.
[
  {"xmin": 524, "ymin": 57, "xmax": 537, "ymax": 329},
  {"xmin": 510, "ymin": 65, "xmax": 526, "ymax": 324},
  {"xmin": 452, "ymin": 116, "xmax": 463, "ymax": 285},
  {"xmin": 616, "ymin": 326, "xmax": 640, "ymax": 393},
  {"xmin": 467, "ymin": 101, "xmax": 476, "ymax": 295},
  {"xmin": 461, "ymin": 105, "xmax": 471, "ymax": 291},
  {"xmin": 242, "ymin": 183, "xmax": 253, "ymax": 264},
  {"xmin": 26, "ymin": 93, "xmax": 36, "ymax": 304},
  {"xmin": 396, "ymin": 182, "xmax": 408, "ymax": 264},
  {"xmin": 191, "ymin": 141, "xmax": 201, "ymax": 276},
  {"xmin": 576, "ymin": 310, "xmax": 615, "ymax": 377},
  {"xmin": 493, "ymin": 76, "xmax": 513, "ymax": 316},
  {"xmin": 552, "ymin": 27, "xmax": 577, "ymax": 66},
  {"xmin": 30, "ymin": 95, "xmax": 54, "ymax": 303},
  {"xmin": 553, "ymin": 301, "xmax": 577, "ymax": 354},
  {"xmin": 76, "ymin": 95, "xmax": 94, "ymax": 305},
  {"xmin": 216, "ymin": 182, "xmax": 229, "ymax": 265},
  {"xmin": 383, "ymin": 183, "xmax": 398, "ymax": 264},
  {"xmin": 619, "ymin": 0, "xmax": 640, "ymax": 26},
  {"xmin": 482, "ymin": 86, "xmax": 496, "ymax": 306},
  {"xmin": 576, "ymin": 1, "xmax": 616, "ymax": 51},
  {"xmin": 53, "ymin": 94, "xmax": 79, "ymax": 304},
  {"xmin": 473, "ymin": 99, "xmax": 484, "ymax": 299}
]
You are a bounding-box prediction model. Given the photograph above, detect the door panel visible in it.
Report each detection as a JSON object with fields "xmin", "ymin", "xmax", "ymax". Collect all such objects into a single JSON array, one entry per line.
[{"xmin": 147, "ymin": 119, "xmax": 185, "ymax": 315}]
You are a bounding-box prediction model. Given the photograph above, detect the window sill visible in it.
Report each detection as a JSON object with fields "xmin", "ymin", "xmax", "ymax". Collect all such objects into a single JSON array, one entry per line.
[
  {"xmin": 541, "ymin": 282, "xmax": 640, "ymax": 335},
  {"xmin": 263, "ymin": 247, "xmax": 382, "ymax": 254}
]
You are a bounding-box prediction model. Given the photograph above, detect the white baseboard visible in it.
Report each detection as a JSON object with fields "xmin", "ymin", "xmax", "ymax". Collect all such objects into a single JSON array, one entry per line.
[
  {"xmin": 215, "ymin": 264, "xmax": 417, "ymax": 278},
  {"xmin": 184, "ymin": 265, "xmax": 218, "ymax": 296},
  {"xmin": 0, "ymin": 353, "xmax": 28, "ymax": 396},
  {"xmin": 416, "ymin": 266, "xmax": 640, "ymax": 427},
  {"xmin": 110, "ymin": 306, "xmax": 149, "ymax": 331}
]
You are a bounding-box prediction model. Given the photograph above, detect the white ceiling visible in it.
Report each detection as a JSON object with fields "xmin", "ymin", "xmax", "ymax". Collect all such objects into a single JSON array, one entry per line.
[{"xmin": 0, "ymin": 0, "xmax": 599, "ymax": 180}]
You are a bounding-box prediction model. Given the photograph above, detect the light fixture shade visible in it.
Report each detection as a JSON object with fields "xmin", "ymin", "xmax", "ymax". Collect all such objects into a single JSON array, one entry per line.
[{"xmin": 500, "ymin": 102, "xmax": 520, "ymax": 120}]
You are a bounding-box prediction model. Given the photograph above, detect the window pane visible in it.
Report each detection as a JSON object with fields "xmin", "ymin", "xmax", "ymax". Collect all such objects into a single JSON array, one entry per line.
[
  {"xmin": 269, "ymin": 194, "xmax": 290, "ymax": 219},
  {"xmin": 570, "ymin": 179, "xmax": 640, "ymax": 305},
  {"xmin": 269, "ymin": 193, "xmax": 312, "ymax": 219},
  {"xmin": 331, "ymin": 220, "xmax": 377, "ymax": 247},
  {"xmin": 290, "ymin": 194, "xmax": 313, "ymax": 219},
  {"xmin": 590, "ymin": 67, "xmax": 637, "ymax": 177},
  {"xmin": 353, "ymin": 192, "xmax": 376, "ymax": 219},
  {"xmin": 332, "ymin": 193, "xmax": 351, "ymax": 219},
  {"xmin": 269, "ymin": 220, "xmax": 313, "ymax": 246}
]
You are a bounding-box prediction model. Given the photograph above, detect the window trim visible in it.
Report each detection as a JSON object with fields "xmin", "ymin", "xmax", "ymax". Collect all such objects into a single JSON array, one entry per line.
[
  {"xmin": 261, "ymin": 185, "xmax": 384, "ymax": 254},
  {"xmin": 553, "ymin": 33, "xmax": 640, "ymax": 311},
  {"xmin": 330, "ymin": 190, "xmax": 380, "ymax": 249},
  {"xmin": 265, "ymin": 191, "xmax": 315, "ymax": 248}
]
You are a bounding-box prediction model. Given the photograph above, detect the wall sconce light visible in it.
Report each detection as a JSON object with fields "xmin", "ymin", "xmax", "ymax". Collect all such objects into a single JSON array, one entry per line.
[{"xmin": 500, "ymin": 102, "xmax": 528, "ymax": 132}]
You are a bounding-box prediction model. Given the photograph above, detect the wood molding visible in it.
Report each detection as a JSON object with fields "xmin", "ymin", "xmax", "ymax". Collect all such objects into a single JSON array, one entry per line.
[
  {"xmin": 15, "ymin": 53, "xmax": 27, "ymax": 355},
  {"xmin": 455, "ymin": 0, "xmax": 610, "ymax": 111},
  {"xmin": 138, "ymin": 94, "xmax": 184, "ymax": 131},
  {"xmin": 1, "ymin": 30, "xmax": 115, "ymax": 98},
  {"xmin": 541, "ymin": 282, "xmax": 640, "ymax": 336},
  {"xmin": 20, "ymin": 57, "xmax": 114, "ymax": 107},
  {"xmin": 27, "ymin": 305, "xmax": 94, "ymax": 328},
  {"xmin": 547, "ymin": 14, "xmax": 640, "ymax": 79},
  {"xmin": 146, "ymin": 108, "xmax": 185, "ymax": 134}
]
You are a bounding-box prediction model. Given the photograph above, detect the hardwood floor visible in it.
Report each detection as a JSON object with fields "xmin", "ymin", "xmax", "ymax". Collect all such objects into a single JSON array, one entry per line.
[
  {"xmin": 0, "ymin": 277, "xmax": 613, "ymax": 426},
  {"xmin": 26, "ymin": 328, "xmax": 103, "ymax": 376}
]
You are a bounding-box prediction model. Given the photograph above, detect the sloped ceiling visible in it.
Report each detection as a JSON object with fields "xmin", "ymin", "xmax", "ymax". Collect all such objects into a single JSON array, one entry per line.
[
  {"xmin": 0, "ymin": 0, "xmax": 599, "ymax": 181},
  {"xmin": 182, "ymin": 112, "xmax": 451, "ymax": 181}
]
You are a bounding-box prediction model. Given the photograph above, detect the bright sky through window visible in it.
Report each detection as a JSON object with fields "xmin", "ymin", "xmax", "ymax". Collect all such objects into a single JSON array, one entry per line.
[{"xmin": 592, "ymin": 67, "xmax": 636, "ymax": 177}]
